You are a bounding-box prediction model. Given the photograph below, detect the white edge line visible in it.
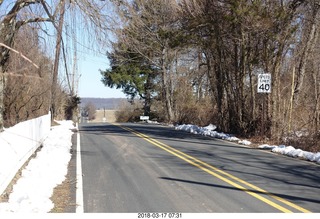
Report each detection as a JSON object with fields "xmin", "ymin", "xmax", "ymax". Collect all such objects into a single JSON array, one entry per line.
[{"xmin": 76, "ymin": 123, "xmax": 84, "ymax": 213}]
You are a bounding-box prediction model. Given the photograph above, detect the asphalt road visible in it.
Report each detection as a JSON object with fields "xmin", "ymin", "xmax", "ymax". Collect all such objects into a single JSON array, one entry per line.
[{"xmin": 78, "ymin": 122, "xmax": 320, "ymax": 213}]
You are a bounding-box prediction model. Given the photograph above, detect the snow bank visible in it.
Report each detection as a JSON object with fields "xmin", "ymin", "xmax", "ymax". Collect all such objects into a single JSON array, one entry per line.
[
  {"xmin": 259, "ymin": 144, "xmax": 320, "ymax": 164},
  {"xmin": 0, "ymin": 120, "xmax": 75, "ymax": 213},
  {"xmin": 176, "ymin": 123, "xmax": 319, "ymax": 164},
  {"xmin": 175, "ymin": 124, "xmax": 251, "ymax": 145}
]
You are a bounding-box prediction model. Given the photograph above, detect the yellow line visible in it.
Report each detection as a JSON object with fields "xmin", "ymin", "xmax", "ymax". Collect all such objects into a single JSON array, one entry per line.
[
  {"xmin": 140, "ymin": 131, "xmax": 311, "ymax": 213},
  {"xmin": 115, "ymin": 124, "xmax": 311, "ymax": 213}
]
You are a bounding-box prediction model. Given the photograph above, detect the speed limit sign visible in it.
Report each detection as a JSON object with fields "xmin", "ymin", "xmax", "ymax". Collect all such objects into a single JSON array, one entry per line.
[{"xmin": 257, "ymin": 74, "xmax": 271, "ymax": 93}]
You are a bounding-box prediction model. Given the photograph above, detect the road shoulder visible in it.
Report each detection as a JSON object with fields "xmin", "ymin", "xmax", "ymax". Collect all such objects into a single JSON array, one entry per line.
[{"xmin": 50, "ymin": 131, "xmax": 77, "ymax": 213}]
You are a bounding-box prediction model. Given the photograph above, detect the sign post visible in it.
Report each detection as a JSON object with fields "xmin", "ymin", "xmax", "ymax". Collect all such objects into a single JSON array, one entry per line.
[{"xmin": 257, "ymin": 73, "xmax": 272, "ymax": 135}]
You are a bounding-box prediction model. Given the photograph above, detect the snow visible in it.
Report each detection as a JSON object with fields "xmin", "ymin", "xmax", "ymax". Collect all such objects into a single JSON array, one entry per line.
[
  {"xmin": 0, "ymin": 120, "xmax": 75, "ymax": 213},
  {"xmin": 0, "ymin": 120, "xmax": 319, "ymax": 213},
  {"xmin": 175, "ymin": 123, "xmax": 240, "ymax": 142},
  {"xmin": 175, "ymin": 124, "xmax": 240, "ymax": 142},
  {"xmin": 265, "ymin": 145, "xmax": 320, "ymax": 163},
  {"xmin": 175, "ymin": 124, "xmax": 320, "ymax": 164}
]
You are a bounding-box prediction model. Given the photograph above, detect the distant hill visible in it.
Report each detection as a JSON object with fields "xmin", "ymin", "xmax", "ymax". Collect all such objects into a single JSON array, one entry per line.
[{"xmin": 80, "ymin": 97, "xmax": 127, "ymax": 110}]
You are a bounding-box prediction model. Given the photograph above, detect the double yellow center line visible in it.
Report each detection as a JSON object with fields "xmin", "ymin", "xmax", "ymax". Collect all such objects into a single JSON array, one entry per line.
[{"xmin": 116, "ymin": 124, "xmax": 311, "ymax": 213}]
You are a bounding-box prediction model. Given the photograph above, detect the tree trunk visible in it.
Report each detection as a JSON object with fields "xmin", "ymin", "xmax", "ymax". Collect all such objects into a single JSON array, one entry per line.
[
  {"xmin": 144, "ymin": 73, "xmax": 152, "ymax": 116},
  {"xmin": 0, "ymin": 4, "xmax": 19, "ymax": 130},
  {"xmin": 270, "ymin": 49, "xmax": 283, "ymax": 142},
  {"xmin": 161, "ymin": 41, "xmax": 174, "ymax": 122},
  {"xmin": 162, "ymin": 68, "xmax": 174, "ymax": 122},
  {"xmin": 294, "ymin": 6, "xmax": 319, "ymax": 99},
  {"xmin": 288, "ymin": 67, "xmax": 296, "ymax": 133},
  {"xmin": 0, "ymin": 68, "xmax": 4, "ymax": 130}
]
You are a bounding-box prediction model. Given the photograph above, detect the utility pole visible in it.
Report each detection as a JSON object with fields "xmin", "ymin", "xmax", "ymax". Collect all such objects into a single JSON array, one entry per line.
[{"xmin": 51, "ymin": 0, "xmax": 66, "ymax": 119}]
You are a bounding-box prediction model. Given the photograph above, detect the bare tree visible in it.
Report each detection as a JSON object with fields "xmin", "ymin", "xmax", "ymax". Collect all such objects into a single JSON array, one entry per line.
[
  {"xmin": 0, "ymin": 0, "xmax": 114, "ymax": 129},
  {"xmin": 294, "ymin": 0, "xmax": 320, "ymax": 98},
  {"xmin": 0, "ymin": 0, "xmax": 53, "ymax": 130},
  {"xmin": 83, "ymin": 102, "xmax": 96, "ymax": 121}
]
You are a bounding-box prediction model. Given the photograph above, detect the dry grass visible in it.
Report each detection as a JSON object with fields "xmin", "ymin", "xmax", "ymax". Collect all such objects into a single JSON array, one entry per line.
[
  {"xmin": 49, "ymin": 177, "xmax": 76, "ymax": 213},
  {"xmin": 90, "ymin": 110, "xmax": 117, "ymax": 123}
]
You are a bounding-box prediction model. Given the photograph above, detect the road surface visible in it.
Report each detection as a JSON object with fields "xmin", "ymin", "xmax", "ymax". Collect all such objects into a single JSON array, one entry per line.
[{"xmin": 77, "ymin": 122, "xmax": 320, "ymax": 213}]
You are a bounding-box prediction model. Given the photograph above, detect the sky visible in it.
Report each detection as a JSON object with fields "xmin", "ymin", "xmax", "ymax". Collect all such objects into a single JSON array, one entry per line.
[{"xmin": 77, "ymin": 54, "xmax": 126, "ymax": 99}]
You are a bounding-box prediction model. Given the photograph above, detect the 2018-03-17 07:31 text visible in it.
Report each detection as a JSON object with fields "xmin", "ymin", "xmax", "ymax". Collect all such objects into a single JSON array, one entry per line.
[{"xmin": 137, "ymin": 213, "xmax": 182, "ymax": 218}]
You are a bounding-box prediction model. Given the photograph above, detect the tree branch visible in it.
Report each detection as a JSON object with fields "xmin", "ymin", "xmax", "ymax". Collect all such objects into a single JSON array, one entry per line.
[
  {"xmin": 16, "ymin": 17, "xmax": 52, "ymax": 29},
  {"xmin": 0, "ymin": 43, "xmax": 39, "ymax": 69},
  {"xmin": 5, "ymin": 0, "xmax": 41, "ymax": 22}
]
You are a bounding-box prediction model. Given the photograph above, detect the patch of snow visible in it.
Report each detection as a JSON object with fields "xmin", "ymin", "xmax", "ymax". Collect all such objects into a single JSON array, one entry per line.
[
  {"xmin": 258, "ymin": 144, "xmax": 320, "ymax": 164},
  {"xmin": 176, "ymin": 123, "xmax": 319, "ymax": 164},
  {"xmin": 238, "ymin": 140, "xmax": 252, "ymax": 146},
  {"xmin": 175, "ymin": 124, "xmax": 250, "ymax": 144}
]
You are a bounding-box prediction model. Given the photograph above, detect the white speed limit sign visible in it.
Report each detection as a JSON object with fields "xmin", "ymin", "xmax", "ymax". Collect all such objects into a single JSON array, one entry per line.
[{"xmin": 257, "ymin": 74, "xmax": 272, "ymax": 93}]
